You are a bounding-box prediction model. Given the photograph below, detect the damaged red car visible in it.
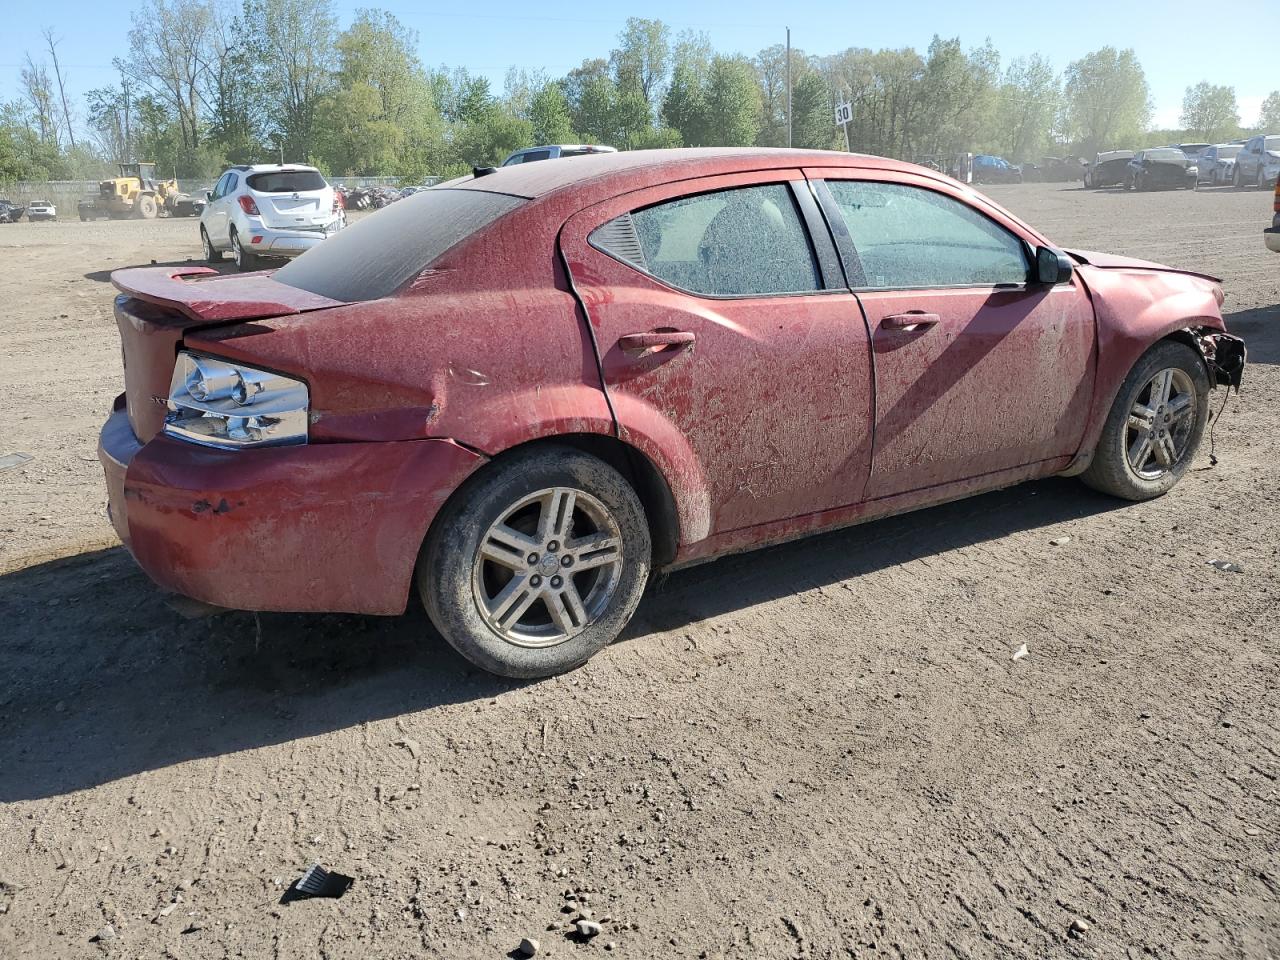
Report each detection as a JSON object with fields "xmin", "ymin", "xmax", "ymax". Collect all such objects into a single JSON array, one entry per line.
[{"xmin": 99, "ymin": 148, "xmax": 1245, "ymax": 678}]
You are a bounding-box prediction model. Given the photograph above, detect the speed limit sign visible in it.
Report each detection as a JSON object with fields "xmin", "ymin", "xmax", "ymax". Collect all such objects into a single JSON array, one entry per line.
[{"xmin": 834, "ymin": 102, "xmax": 853, "ymax": 126}]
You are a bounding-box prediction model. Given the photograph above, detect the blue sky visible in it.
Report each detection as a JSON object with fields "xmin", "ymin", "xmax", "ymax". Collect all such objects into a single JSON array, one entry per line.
[{"xmin": 1, "ymin": 0, "xmax": 1274, "ymax": 132}]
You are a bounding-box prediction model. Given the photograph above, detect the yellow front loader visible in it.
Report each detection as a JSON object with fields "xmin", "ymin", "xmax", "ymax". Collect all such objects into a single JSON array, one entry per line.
[{"xmin": 78, "ymin": 163, "xmax": 203, "ymax": 220}]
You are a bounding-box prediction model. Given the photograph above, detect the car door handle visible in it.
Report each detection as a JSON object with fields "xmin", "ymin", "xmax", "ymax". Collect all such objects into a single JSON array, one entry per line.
[
  {"xmin": 618, "ymin": 331, "xmax": 696, "ymax": 354},
  {"xmin": 881, "ymin": 312, "xmax": 940, "ymax": 331}
]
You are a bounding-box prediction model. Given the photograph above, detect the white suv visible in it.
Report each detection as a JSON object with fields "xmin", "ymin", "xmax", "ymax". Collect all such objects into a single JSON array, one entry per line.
[{"xmin": 200, "ymin": 164, "xmax": 344, "ymax": 271}]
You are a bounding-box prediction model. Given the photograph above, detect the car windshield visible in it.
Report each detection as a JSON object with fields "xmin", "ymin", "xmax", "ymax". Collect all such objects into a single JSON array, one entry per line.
[
  {"xmin": 275, "ymin": 187, "xmax": 525, "ymax": 302},
  {"xmin": 246, "ymin": 170, "xmax": 327, "ymax": 193},
  {"xmin": 1214, "ymin": 145, "xmax": 1240, "ymax": 159},
  {"xmin": 1145, "ymin": 149, "xmax": 1184, "ymax": 163}
]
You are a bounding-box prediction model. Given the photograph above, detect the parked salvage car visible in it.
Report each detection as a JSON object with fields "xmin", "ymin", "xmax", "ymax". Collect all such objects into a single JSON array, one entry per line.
[
  {"xmin": 972, "ymin": 154, "xmax": 1023, "ymax": 184},
  {"xmin": 1126, "ymin": 149, "xmax": 1197, "ymax": 190},
  {"xmin": 502, "ymin": 144, "xmax": 618, "ymax": 166},
  {"xmin": 1170, "ymin": 143, "xmax": 1211, "ymax": 162},
  {"xmin": 200, "ymin": 164, "xmax": 344, "ymax": 272},
  {"xmin": 1083, "ymin": 150, "xmax": 1134, "ymax": 188},
  {"xmin": 1266, "ymin": 175, "xmax": 1280, "ymax": 253},
  {"xmin": 1234, "ymin": 134, "xmax": 1280, "ymax": 188},
  {"xmin": 26, "ymin": 199, "xmax": 57, "ymax": 221},
  {"xmin": 0, "ymin": 199, "xmax": 24, "ymax": 223},
  {"xmin": 1196, "ymin": 143, "xmax": 1242, "ymax": 185},
  {"xmin": 98, "ymin": 148, "xmax": 1246, "ymax": 679}
]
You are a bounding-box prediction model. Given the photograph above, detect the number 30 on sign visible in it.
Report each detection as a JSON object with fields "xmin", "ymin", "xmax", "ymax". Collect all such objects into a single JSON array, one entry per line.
[{"xmin": 834, "ymin": 102, "xmax": 853, "ymax": 126}]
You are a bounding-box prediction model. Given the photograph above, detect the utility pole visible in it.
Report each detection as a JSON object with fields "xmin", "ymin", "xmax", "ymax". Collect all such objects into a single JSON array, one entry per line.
[{"xmin": 785, "ymin": 27, "xmax": 792, "ymax": 148}]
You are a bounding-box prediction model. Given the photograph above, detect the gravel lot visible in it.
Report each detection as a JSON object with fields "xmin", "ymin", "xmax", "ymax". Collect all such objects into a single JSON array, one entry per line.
[{"xmin": 1, "ymin": 183, "xmax": 1277, "ymax": 959}]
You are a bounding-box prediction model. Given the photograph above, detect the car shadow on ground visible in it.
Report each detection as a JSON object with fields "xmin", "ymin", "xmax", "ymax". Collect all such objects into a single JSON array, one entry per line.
[
  {"xmin": 1, "ymin": 475, "xmax": 1125, "ymax": 802},
  {"xmin": 1223, "ymin": 305, "xmax": 1280, "ymax": 366},
  {"xmin": 83, "ymin": 259, "xmax": 241, "ymax": 284}
]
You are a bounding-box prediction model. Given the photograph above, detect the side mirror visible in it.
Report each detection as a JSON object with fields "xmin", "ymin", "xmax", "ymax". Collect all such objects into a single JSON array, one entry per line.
[
  {"xmin": 1036, "ymin": 246, "xmax": 1074, "ymax": 285},
  {"xmin": 205, "ymin": 191, "xmax": 213, "ymax": 201}
]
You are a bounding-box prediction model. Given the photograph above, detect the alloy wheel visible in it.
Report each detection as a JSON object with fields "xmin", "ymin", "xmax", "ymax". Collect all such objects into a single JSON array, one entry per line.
[
  {"xmin": 1126, "ymin": 367, "xmax": 1196, "ymax": 480},
  {"xmin": 231, "ymin": 232, "xmax": 242, "ymax": 266},
  {"xmin": 471, "ymin": 487, "xmax": 624, "ymax": 648}
]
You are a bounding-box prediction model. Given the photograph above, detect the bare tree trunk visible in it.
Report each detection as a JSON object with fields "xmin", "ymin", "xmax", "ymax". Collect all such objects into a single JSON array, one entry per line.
[{"xmin": 43, "ymin": 28, "xmax": 76, "ymax": 149}]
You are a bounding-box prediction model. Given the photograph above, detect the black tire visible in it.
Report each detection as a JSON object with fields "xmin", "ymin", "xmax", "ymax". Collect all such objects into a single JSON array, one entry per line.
[
  {"xmin": 1233, "ymin": 165, "xmax": 1243, "ymax": 188},
  {"xmin": 418, "ymin": 445, "xmax": 651, "ymax": 679},
  {"xmin": 1080, "ymin": 340, "xmax": 1211, "ymax": 501},
  {"xmin": 137, "ymin": 194, "xmax": 158, "ymax": 219},
  {"xmin": 230, "ymin": 228, "xmax": 259, "ymax": 272},
  {"xmin": 201, "ymin": 227, "xmax": 223, "ymax": 263}
]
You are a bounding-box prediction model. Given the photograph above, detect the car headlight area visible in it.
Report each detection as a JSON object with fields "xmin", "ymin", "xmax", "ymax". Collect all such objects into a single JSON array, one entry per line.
[{"xmin": 165, "ymin": 352, "xmax": 308, "ymax": 449}]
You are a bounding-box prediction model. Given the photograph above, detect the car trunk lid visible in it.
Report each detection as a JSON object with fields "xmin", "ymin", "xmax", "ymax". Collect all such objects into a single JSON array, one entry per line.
[
  {"xmin": 111, "ymin": 266, "xmax": 343, "ymax": 441},
  {"xmin": 256, "ymin": 191, "xmax": 330, "ymax": 229}
]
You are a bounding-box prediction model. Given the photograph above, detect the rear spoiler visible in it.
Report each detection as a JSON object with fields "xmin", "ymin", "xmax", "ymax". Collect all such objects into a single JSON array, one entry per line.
[{"xmin": 111, "ymin": 266, "xmax": 344, "ymax": 323}]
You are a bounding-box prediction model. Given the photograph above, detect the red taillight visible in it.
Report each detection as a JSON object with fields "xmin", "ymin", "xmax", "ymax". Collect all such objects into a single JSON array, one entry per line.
[
  {"xmin": 237, "ymin": 195, "xmax": 260, "ymax": 216},
  {"xmin": 333, "ymin": 192, "xmax": 344, "ymax": 212},
  {"xmin": 1273, "ymin": 179, "xmax": 1279, "ymax": 213}
]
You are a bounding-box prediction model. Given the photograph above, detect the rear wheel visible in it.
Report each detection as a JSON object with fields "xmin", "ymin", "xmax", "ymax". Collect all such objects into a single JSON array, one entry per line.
[
  {"xmin": 230, "ymin": 228, "xmax": 260, "ymax": 272},
  {"xmin": 1080, "ymin": 340, "xmax": 1210, "ymax": 501},
  {"xmin": 418, "ymin": 445, "xmax": 651, "ymax": 678},
  {"xmin": 1260, "ymin": 169, "xmax": 1271, "ymax": 190}
]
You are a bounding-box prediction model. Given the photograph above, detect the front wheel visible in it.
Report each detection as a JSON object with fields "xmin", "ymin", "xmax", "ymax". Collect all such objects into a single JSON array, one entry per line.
[
  {"xmin": 201, "ymin": 227, "xmax": 223, "ymax": 263},
  {"xmin": 1080, "ymin": 340, "xmax": 1211, "ymax": 501},
  {"xmin": 419, "ymin": 445, "xmax": 651, "ymax": 678}
]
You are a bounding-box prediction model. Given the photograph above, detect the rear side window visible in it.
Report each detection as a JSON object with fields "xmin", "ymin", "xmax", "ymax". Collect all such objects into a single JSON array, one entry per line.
[
  {"xmin": 247, "ymin": 170, "xmax": 327, "ymax": 193},
  {"xmin": 594, "ymin": 183, "xmax": 820, "ymax": 298},
  {"xmin": 275, "ymin": 188, "xmax": 525, "ymax": 302},
  {"xmin": 826, "ymin": 180, "xmax": 1029, "ymax": 289}
]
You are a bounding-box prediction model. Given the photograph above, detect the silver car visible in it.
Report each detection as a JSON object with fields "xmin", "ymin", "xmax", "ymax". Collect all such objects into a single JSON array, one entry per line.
[
  {"xmin": 1234, "ymin": 135, "xmax": 1280, "ymax": 189},
  {"xmin": 200, "ymin": 164, "xmax": 344, "ymax": 272},
  {"xmin": 1196, "ymin": 144, "xmax": 1242, "ymax": 185}
]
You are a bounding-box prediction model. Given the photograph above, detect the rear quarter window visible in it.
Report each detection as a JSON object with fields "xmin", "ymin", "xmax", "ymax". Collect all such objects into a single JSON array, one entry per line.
[
  {"xmin": 247, "ymin": 170, "xmax": 328, "ymax": 193},
  {"xmin": 274, "ymin": 188, "xmax": 525, "ymax": 302}
]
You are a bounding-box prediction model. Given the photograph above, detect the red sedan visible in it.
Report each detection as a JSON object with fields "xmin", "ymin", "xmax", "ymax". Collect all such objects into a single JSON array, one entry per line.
[{"xmin": 99, "ymin": 148, "xmax": 1245, "ymax": 678}]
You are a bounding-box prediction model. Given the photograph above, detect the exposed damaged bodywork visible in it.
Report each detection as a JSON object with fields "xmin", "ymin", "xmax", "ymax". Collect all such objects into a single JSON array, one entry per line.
[{"xmin": 97, "ymin": 147, "xmax": 1246, "ymax": 639}]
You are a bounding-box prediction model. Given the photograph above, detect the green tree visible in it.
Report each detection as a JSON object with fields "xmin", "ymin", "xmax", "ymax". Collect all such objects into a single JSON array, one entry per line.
[
  {"xmin": 240, "ymin": 0, "xmax": 338, "ymax": 160},
  {"xmin": 996, "ymin": 55, "xmax": 1060, "ymax": 161},
  {"xmin": 1180, "ymin": 82, "xmax": 1239, "ymax": 142},
  {"xmin": 1261, "ymin": 91, "xmax": 1280, "ymax": 129},
  {"xmin": 1063, "ymin": 47, "xmax": 1151, "ymax": 155},
  {"xmin": 661, "ymin": 62, "xmax": 708, "ymax": 145},
  {"xmin": 610, "ymin": 17, "xmax": 670, "ymax": 109},
  {"xmin": 700, "ymin": 56, "xmax": 762, "ymax": 146},
  {"xmin": 529, "ymin": 82, "xmax": 575, "ymax": 144},
  {"xmin": 452, "ymin": 104, "xmax": 532, "ymax": 167},
  {"xmin": 792, "ymin": 71, "xmax": 835, "ymax": 150}
]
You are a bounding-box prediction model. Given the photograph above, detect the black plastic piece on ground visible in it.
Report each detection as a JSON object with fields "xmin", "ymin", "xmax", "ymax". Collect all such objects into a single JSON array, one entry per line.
[{"xmin": 281, "ymin": 863, "xmax": 354, "ymax": 903}]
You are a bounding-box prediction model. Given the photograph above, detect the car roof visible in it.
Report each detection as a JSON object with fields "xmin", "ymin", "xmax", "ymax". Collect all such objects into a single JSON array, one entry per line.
[
  {"xmin": 452, "ymin": 147, "xmax": 945, "ymax": 203},
  {"xmin": 228, "ymin": 164, "xmax": 322, "ymax": 173}
]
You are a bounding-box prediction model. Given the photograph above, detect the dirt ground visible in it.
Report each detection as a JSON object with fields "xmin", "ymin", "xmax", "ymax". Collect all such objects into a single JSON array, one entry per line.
[{"xmin": 1, "ymin": 183, "xmax": 1277, "ymax": 959}]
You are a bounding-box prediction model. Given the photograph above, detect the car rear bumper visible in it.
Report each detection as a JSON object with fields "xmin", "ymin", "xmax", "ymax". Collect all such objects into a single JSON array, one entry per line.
[
  {"xmin": 98, "ymin": 402, "xmax": 484, "ymax": 615},
  {"xmin": 248, "ymin": 221, "xmax": 344, "ymax": 257},
  {"xmin": 1266, "ymin": 227, "xmax": 1280, "ymax": 254}
]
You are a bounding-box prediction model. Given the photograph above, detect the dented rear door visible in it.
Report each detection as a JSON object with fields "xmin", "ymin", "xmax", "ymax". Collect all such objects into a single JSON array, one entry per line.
[{"xmin": 560, "ymin": 170, "xmax": 874, "ymax": 538}]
